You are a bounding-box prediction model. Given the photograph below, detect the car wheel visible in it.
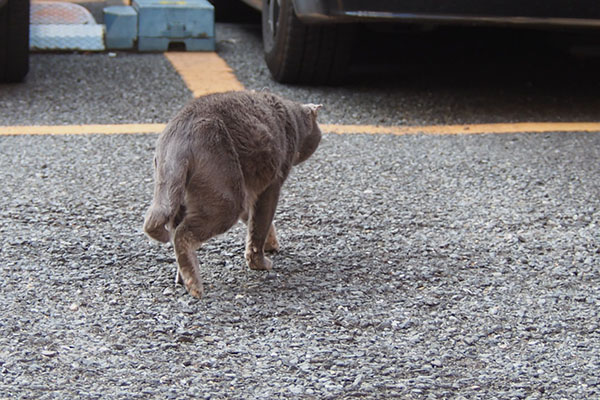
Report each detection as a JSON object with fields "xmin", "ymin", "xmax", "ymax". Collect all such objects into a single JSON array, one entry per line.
[
  {"xmin": 0, "ymin": 0, "xmax": 30, "ymax": 82},
  {"xmin": 262, "ymin": 0, "xmax": 354, "ymax": 84}
]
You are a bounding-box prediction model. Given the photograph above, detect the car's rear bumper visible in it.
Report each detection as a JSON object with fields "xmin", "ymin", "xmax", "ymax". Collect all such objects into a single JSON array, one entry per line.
[{"xmin": 292, "ymin": 0, "xmax": 600, "ymax": 27}]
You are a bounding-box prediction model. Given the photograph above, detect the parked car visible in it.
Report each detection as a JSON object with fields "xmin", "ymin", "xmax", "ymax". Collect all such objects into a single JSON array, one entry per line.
[
  {"xmin": 0, "ymin": 0, "xmax": 29, "ymax": 82},
  {"xmin": 233, "ymin": 0, "xmax": 600, "ymax": 84}
]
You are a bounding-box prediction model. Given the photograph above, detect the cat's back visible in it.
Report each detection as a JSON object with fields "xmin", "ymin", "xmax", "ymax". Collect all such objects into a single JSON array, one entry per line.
[
  {"xmin": 184, "ymin": 91, "xmax": 291, "ymax": 156},
  {"xmin": 158, "ymin": 91, "xmax": 305, "ymax": 195},
  {"xmin": 218, "ymin": 92, "xmax": 299, "ymax": 185},
  {"xmin": 161, "ymin": 91, "xmax": 282, "ymax": 149},
  {"xmin": 181, "ymin": 91, "xmax": 282, "ymax": 127}
]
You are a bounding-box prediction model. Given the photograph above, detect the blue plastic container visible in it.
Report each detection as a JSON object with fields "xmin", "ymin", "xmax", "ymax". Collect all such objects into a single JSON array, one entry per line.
[
  {"xmin": 104, "ymin": 6, "xmax": 137, "ymax": 50},
  {"xmin": 133, "ymin": 0, "xmax": 215, "ymax": 51}
]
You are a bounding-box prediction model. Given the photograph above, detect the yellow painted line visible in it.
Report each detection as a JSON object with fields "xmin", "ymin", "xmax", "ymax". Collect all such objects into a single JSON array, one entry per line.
[
  {"xmin": 164, "ymin": 52, "xmax": 245, "ymax": 97},
  {"xmin": 321, "ymin": 122, "xmax": 600, "ymax": 135},
  {"xmin": 0, "ymin": 124, "xmax": 165, "ymax": 136},
  {"xmin": 1, "ymin": 122, "xmax": 600, "ymax": 136}
]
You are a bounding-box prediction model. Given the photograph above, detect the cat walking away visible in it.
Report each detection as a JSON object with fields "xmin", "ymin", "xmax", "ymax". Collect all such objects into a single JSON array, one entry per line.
[{"xmin": 143, "ymin": 91, "xmax": 322, "ymax": 298}]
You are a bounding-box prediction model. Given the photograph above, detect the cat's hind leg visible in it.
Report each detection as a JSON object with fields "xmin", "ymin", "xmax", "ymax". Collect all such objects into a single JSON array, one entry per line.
[
  {"xmin": 173, "ymin": 188, "xmax": 243, "ymax": 298},
  {"xmin": 240, "ymin": 211, "xmax": 279, "ymax": 253},
  {"xmin": 246, "ymin": 183, "xmax": 281, "ymax": 271},
  {"xmin": 172, "ymin": 224, "xmax": 204, "ymax": 298}
]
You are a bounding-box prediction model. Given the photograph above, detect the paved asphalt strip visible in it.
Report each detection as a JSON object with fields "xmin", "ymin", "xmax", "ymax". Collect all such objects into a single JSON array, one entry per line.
[{"xmin": 1, "ymin": 51, "xmax": 599, "ymax": 137}]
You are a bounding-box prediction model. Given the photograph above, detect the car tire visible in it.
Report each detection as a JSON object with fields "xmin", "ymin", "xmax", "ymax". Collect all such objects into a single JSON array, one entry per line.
[
  {"xmin": 0, "ymin": 0, "xmax": 30, "ymax": 82},
  {"xmin": 262, "ymin": 0, "xmax": 354, "ymax": 84}
]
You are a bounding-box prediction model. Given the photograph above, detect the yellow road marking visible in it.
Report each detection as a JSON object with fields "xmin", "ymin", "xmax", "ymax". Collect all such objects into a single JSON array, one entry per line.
[
  {"xmin": 321, "ymin": 122, "xmax": 600, "ymax": 135},
  {"xmin": 164, "ymin": 52, "xmax": 245, "ymax": 97},
  {"xmin": 0, "ymin": 124, "xmax": 165, "ymax": 136},
  {"xmin": 1, "ymin": 122, "xmax": 600, "ymax": 136}
]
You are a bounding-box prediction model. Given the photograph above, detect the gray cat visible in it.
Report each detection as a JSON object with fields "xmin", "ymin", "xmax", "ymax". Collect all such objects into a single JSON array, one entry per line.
[{"xmin": 143, "ymin": 91, "xmax": 322, "ymax": 298}]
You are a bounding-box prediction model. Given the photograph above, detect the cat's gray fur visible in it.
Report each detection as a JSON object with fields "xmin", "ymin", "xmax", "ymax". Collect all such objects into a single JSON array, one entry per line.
[{"xmin": 143, "ymin": 91, "xmax": 322, "ymax": 298}]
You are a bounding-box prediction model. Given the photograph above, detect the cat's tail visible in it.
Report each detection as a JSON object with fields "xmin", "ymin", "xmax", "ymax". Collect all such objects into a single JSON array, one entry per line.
[{"xmin": 143, "ymin": 124, "xmax": 189, "ymax": 243}]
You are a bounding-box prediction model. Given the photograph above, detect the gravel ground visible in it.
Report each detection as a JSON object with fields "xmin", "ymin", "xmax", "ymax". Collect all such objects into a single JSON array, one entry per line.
[
  {"xmin": 0, "ymin": 53, "xmax": 190, "ymax": 126},
  {"xmin": 1, "ymin": 129, "xmax": 599, "ymax": 399},
  {"xmin": 1, "ymin": 14, "xmax": 600, "ymax": 400}
]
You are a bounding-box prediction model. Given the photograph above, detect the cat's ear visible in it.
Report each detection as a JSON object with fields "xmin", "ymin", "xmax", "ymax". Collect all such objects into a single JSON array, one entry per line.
[{"xmin": 304, "ymin": 103, "xmax": 323, "ymax": 116}]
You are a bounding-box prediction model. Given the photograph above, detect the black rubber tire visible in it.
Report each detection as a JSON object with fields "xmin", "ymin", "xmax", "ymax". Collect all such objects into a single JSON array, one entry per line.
[
  {"xmin": 262, "ymin": 0, "xmax": 354, "ymax": 84},
  {"xmin": 0, "ymin": 0, "xmax": 30, "ymax": 83}
]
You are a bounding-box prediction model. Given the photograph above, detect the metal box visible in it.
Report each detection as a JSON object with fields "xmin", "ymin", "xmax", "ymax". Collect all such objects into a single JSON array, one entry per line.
[
  {"xmin": 132, "ymin": 0, "xmax": 215, "ymax": 51},
  {"xmin": 104, "ymin": 6, "xmax": 137, "ymax": 50}
]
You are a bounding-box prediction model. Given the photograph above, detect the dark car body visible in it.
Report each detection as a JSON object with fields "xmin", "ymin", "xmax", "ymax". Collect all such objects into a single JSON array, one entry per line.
[
  {"xmin": 238, "ymin": 0, "xmax": 600, "ymax": 84},
  {"xmin": 241, "ymin": 0, "xmax": 600, "ymax": 26},
  {"xmin": 290, "ymin": 0, "xmax": 600, "ymax": 27}
]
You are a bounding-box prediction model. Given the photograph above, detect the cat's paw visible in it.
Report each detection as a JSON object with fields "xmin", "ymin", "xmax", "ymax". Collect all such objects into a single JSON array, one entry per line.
[
  {"xmin": 249, "ymin": 257, "xmax": 273, "ymax": 271},
  {"xmin": 176, "ymin": 267, "xmax": 204, "ymax": 298},
  {"xmin": 183, "ymin": 277, "xmax": 204, "ymax": 298},
  {"xmin": 264, "ymin": 236, "xmax": 280, "ymax": 253},
  {"xmin": 264, "ymin": 224, "xmax": 280, "ymax": 252},
  {"xmin": 246, "ymin": 250, "xmax": 273, "ymax": 271}
]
